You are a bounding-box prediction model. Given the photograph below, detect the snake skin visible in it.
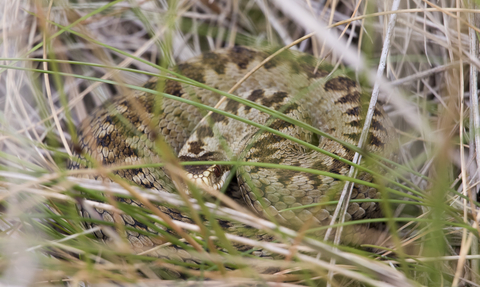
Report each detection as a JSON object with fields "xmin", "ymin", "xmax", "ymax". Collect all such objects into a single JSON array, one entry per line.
[{"xmin": 69, "ymin": 46, "xmax": 396, "ymax": 257}]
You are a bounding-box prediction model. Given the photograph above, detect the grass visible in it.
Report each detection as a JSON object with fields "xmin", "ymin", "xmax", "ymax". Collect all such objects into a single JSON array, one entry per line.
[{"xmin": 1, "ymin": 0, "xmax": 480, "ymax": 286}]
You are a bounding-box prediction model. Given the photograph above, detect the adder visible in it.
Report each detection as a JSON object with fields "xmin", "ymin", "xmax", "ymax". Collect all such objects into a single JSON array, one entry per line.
[{"xmin": 69, "ymin": 46, "xmax": 397, "ymax": 255}]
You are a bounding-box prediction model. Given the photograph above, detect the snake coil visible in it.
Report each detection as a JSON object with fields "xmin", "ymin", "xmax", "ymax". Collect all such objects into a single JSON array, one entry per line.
[{"xmin": 69, "ymin": 46, "xmax": 396, "ymax": 257}]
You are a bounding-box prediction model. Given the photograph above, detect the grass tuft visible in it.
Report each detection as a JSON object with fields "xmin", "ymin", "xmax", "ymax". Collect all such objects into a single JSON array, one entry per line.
[{"xmin": 1, "ymin": 0, "xmax": 480, "ymax": 286}]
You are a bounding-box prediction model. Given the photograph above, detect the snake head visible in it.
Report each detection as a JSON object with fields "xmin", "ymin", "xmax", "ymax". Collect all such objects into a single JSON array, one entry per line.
[{"xmin": 179, "ymin": 155, "xmax": 230, "ymax": 190}]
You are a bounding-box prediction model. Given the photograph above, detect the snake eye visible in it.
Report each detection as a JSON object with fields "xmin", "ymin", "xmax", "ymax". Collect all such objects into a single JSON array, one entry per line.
[{"xmin": 213, "ymin": 165, "xmax": 222, "ymax": 177}]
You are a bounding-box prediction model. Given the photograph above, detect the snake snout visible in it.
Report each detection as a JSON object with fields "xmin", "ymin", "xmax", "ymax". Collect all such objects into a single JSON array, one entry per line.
[{"xmin": 184, "ymin": 164, "xmax": 230, "ymax": 190}]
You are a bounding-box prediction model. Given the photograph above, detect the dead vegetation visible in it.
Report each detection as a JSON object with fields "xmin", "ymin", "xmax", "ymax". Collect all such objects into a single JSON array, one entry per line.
[{"xmin": 1, "ymin": 0, "xmax": 480, "ymax": 286}]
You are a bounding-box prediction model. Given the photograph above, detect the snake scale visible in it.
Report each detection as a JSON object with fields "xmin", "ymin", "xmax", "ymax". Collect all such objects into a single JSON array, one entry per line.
[{"xmin": 69, "ymin": 46, "xmax": 396, "ymax": 260}]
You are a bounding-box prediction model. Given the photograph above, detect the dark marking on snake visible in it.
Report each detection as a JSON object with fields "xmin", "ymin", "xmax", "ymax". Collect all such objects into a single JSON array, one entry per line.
[
  {"xmin": 104, "ymin": 115, "xmax": 114, "ymax": 125},
  {"xmin": 196, "ymin": 126, "xmax": 214, "ymax": 138},
  {"xmin": 329, "ymin": 159, "xmax": 347, "ymax": 174},
  {"xmin": 211, "ymin": 112, "xmax": 227, "ymax": 123},
  {"xmin": 270, "ymin": 118, "xmax": 295, "ymax": 131},
  {"xmin": 335, "ymin": 91, "xmax": 361, "ymax": 104},
  {"xmin": 272, "ymin": 91, "xmax": 288, "ymax": 104},
  {"xmin": 165, "ymin": 80, "xmax": 183, "ymax": 97},
  {"xmin": 300, "ymin": 63, "xmax": 329, "ymax": 79},
  {"xmin": 346, "ymin": 107, "xmax": 360, "ymax": 116},
  {"xmin": 179, "ymin": 153, "xmax": 217, "ymax": 162},
  {"xmin": 122, "ymin": 146, "xmax": 135, "ymax": 158},
  {"xmin": 261, "ymin": 91, "xmax": 287, "ymax": 108},
  {"xmin": 229, "ymin": 46, "xmax": 256, "ymax": 69},
  {"xmin": 347, "ymin": 120, "xmax": 360, "ymax": 127},
  {"xmin": 247, "ymin": 89, "xmax": 265, "ymax": 102},
  {"xmin": 97, "ymin": 134, "xmax": 111, "ymax": 147},
  {"xmin": 225, "ymin": 99, "xmax": 240, "ymax": 115},
  {"xmin": 143, "ymin": 79, "xmax": 157, "ymax": 90},
  {"xmin": 183, "ymin": 164, "xmax": 211, "ymax": 175},
  {"xmin": 202, "ymin": 52, "xmax": 226, "ymax": 74},
  {"xmin": 369, "ymin": 134, "xmax": 385, "ymax": 148},
  {"xmin": 187, "ymin": 141, "xmax": 204, "ymax": 154},
  {"xmin": 248, "ymin": 134, "xmax": 285, "ymax": 161},
  {"xmin": 343, "ymin": 132, "xmax": 361, "ymax": 141},
  {"xmin": 72, "ymin": 142, "xmax": 83, "ymax": 155},
  {"xmin": 282, "ymin": 103, "xmax": 300, "ymax": 115},
  {"xmin": 244, "ymin": 90, "xmax": 263, "ymax": 113},
  {"xmin": 324, "ymin": 76, "xmax": 357, "ymax": 92},
  {"xmin": 263, "ymin": 57, "xmax": 278, "ymax": 69},
  {"xmin": 180, "ymin": 153, "xmax": 220, "ymax": 175},
  {"xmin": 371, "ymin": 119, "xmax": 386, "ymax": 132},
  {"xmin": 178, "ymin": 63, "xmax": 205, "ymax": 83},
  {"xmin": 149, "ymin": 128, "xmax": 159, "ymax": 142},
  {"xmin": 125, "ymin": 111, "xmax": 139, "ymax": 124}
]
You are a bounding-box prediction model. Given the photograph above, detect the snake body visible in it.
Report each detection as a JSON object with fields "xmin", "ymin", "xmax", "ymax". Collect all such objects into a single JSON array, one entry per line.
[{"xmin": 70, "ymin": 46, "xmax": 396, "ymax": 255}]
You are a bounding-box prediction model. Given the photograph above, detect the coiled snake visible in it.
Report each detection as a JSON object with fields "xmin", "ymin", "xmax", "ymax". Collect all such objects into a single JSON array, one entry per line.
[{"xmin": 69, "ymin": 46, "xmax": 396, "ymax": 259}]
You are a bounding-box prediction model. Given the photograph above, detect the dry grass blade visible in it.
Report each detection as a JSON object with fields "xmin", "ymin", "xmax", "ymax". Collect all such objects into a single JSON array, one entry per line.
[{"xmin": 1, "ymin": 0, "xmax": 480, "ymax": 286}]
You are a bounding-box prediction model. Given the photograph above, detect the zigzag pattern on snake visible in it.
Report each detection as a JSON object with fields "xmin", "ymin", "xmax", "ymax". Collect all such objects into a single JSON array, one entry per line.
[{"xmin": 69, "ymin": 46, "xmax": 396, "ymax": 257}]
